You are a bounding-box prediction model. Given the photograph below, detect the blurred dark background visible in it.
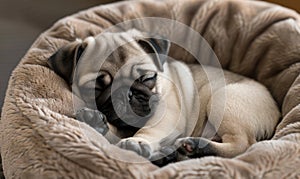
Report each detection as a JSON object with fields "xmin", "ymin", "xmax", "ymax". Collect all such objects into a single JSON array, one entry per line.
[{"xmin": 0, "ymin": 0, "xmax": 299, "ymax": 114}]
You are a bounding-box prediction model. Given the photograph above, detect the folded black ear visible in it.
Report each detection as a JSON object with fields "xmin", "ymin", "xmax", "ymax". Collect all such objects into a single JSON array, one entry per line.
[
  {"xmin": 47, "ymin": 40, "xmax": 87, "ymax": 85},
  {"xmin": 138, "ymin": 38, "xmax": 170, "ymax": 72}
]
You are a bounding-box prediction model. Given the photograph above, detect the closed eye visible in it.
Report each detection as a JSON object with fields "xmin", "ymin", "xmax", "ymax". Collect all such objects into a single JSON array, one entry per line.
[
  {"xmin": 96, "ymin": 71, "xmax": 112, "ymax": 90},
  {"xmin": 142, "ymin": 74, "xmax": 156, "ymax": 82},
  {"xmin": 139, "ymin": 73, "xmax": 157, "ymax": 89}
]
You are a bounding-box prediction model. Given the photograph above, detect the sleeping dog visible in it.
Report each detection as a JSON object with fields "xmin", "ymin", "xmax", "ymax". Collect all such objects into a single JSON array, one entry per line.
[{"xmin": 47, "ymin": 29, "xmax": 280, "ymax": 165}]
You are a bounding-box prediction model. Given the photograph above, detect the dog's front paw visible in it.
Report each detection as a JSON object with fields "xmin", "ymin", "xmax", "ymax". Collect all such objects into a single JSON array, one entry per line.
[
  {"xmin": 76, "ymin": 108, "xmax": 109, "ymax": 135},
  {"xmin": 117, "ymin": 138, "xmax": 152, "ymax": 158},
  {"xmin": 175, "ymin": 137, "xmax": 215, "ymax": 158}
]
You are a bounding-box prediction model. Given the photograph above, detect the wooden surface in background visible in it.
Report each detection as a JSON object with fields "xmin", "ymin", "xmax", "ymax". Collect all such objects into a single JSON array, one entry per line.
[{"xmin": 264, "ymin": 0, "xmax": 300, "ymax": 12}]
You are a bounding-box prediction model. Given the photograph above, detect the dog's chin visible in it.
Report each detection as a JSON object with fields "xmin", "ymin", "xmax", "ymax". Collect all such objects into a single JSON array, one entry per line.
[
  {"xmin": 98, "ymin": 91, "xmax": 159, "ymax": 128},
  {"xmin": 105, "ymin": 109, "xmax": 154, "ymax": 128},
  {"xmin": 109, "ymin": 117, "xmax": 140, "ymax": 136}
]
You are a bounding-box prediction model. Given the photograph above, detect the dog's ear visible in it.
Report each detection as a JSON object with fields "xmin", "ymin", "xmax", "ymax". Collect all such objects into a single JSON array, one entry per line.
[
  {"xmin": 47, "ymin": 40, "xmax": 87, "ymax": 84},
  {"xmin": 138, "ymin": 38, "xmax": 170, "ymax": 72}
]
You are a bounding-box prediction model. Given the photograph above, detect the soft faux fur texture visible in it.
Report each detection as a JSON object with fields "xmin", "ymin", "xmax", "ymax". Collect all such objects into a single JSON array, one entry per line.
[{"xmin": 1, "ymin": 0, "xmax": 300, "ymax": 178}]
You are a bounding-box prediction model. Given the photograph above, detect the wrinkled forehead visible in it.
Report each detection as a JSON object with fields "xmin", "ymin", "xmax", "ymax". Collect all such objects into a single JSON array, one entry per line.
[
  {"xmin": 74, "ymin": 31, "xmax": 157, "ymax": 86},
  {"xmin": 80, "ymin": 31, "xmax": 140, "ymax": 66}
]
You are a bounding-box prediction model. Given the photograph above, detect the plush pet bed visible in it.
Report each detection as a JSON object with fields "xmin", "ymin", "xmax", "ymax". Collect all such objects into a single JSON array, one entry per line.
[{"xmin": 1, "ymin": 0, "xmax": 300, "ymax": 178}]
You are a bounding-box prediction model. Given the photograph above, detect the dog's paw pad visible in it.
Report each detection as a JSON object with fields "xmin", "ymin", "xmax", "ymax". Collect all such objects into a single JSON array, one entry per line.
[
  {"xmin": 175, "ymin": 137, "xmax": 215, "ymax": 158},
  {"xmin": 175, "ymin": 138, "xmax": 197, "ymax": 155},
  {"xmin": 182, "ymin": 142, "xmax": 194, "ymax": 152},
  {"xmin": 76, "ymin": 108, "xmax": 109, "ymax": 135}
]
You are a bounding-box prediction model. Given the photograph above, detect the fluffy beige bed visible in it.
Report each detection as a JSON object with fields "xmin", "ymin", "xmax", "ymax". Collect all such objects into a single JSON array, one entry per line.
[{"xmin": 1, "ymin": 0, "xmax": 300, "ymax": 178}]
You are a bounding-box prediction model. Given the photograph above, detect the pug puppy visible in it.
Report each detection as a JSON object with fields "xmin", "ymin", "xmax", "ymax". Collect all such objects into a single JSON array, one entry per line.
[
  {"xmin": 47, "ymin": 29, "xmax": 182, "ymax": 158},
  {"xmin": 47, "ymin": 29, "xmax": 280, "ymax": 165}
]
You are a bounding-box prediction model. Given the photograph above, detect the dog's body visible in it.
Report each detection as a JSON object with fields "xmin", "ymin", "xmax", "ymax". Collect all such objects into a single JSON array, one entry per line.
[
  {"xmin": 48, "ymin": 29, "xmax": 280, "ymax": 164},
  {"xmin": 171, "ymin": 63, "xmax": 280, "ymax": 159}
]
